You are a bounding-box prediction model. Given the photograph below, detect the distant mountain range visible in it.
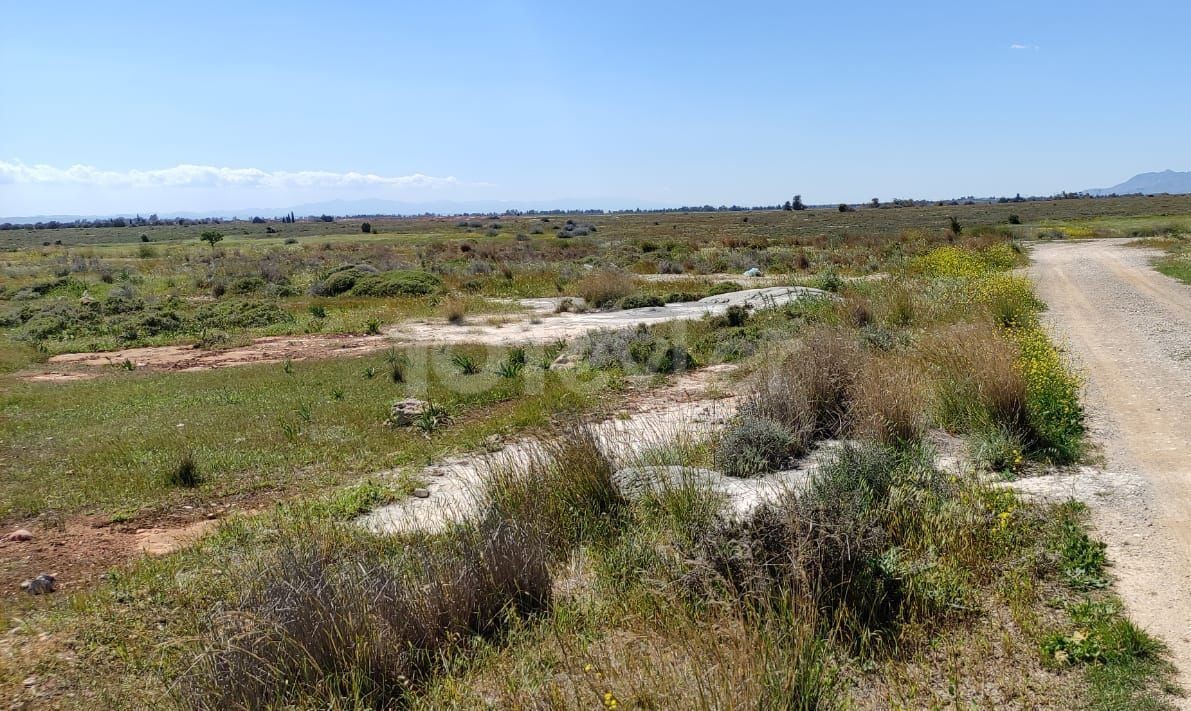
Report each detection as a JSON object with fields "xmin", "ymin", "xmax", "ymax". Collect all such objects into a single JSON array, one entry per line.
[
  {"xmin": 0, "ymin": 198, "xmax": 675, "ymax": 223},
  {"xmin": 1086, "ymin": 170, "xmax": 1191, "ymax": 196}
]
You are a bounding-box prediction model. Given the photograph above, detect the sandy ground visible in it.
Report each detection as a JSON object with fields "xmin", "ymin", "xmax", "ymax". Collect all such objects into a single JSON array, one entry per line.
[
  {"xmin": 33, "ymin": 286, "xmax": 828, "ymax": 378},
  {"xmin": 1026, "ymin": 238, "xmax": 1191, "ymax": 695}
]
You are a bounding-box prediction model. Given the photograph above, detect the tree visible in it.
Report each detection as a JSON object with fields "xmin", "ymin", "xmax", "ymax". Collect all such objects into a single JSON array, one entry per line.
[
  {"xmin": 791, "ymin": 195, "xmax": 806, "ymax": 211},
  {"xmin": 838, "ymin": 203, "xmax": 853, "ymax": 212},
  {"xmin": 871, "ymin": 197, "xmax": 880, "ymax": 208},
  {"xmin": 200, "ymin": 230, "xmax": 224, "ymax": 248},
  {"xmin": 361, "ymin": 222, "xmax": 372, "ymax": 234},
  {"xmin": 948, "ymin": 216, "xmax": 962, "ymax": 235},
  {"xmin": 782, "ymin": 200, "xmax": 793, "ymax": 211}
]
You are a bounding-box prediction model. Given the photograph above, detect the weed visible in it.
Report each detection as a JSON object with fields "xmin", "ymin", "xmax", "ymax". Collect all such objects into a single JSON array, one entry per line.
[
  {"xmin": 414, "ymin": 402, "xmax": 452, "ymax": 435},
  {"xmin": 442, "ymin": 294, "xmax": 468, "ymax": 324},
  {"xmin": 451, "ymin": 352, "xmax": 481, "ymax": 375},
  {"xmin": 166, "ymin": 451, "xmax": 202, "ymax": 488}
]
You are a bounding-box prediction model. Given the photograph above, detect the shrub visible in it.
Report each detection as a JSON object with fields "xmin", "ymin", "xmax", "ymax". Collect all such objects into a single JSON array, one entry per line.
[
  {"xmin": 646, "ymin": 341, "xmax": 695, "ymax": 374},
  {"xmin": 574, "ymin": 269, "xmax": 635, "ymax": 308},
  {"xmin": 714, "ymin": 415, "xmax": 796, "ymax": 477},
  {"xmin": 618, "ymin": 293, "xmax": 665, "ymax": 310},
  {"xmin": 349, "ymin": 270, "xmax": 442, "ymax": 297},
  {"xmin": 308, "ymin": 304, "xmax": 327, "ymax": 319},
  {"xmin": 228, "ymin": 276, "xmax": 266, "ymax": 294},
  {"xmin": 311, "ymin": 264, "xmax": 378, "ymax": 296},
  {"xmin": 360, "ymin": 222, "xmax": 371, "ymax": 233},
  {"xmin": 707, "ymin": 281, "xmax": 743, "ymax": 296},
  {"xmin": 689, "ymin": 443, "xmax": 908, "ymax": 641},
  {"xmin": 664, "ymin": 291, "xmax": 703, "ymax": 304},
  {"xmin": 195, "ymin": 300, "xmax": 294, "ymax": 330},
  {"xmin": 818, "ymin": 270, "xmax": 844, "ymax": 293}
]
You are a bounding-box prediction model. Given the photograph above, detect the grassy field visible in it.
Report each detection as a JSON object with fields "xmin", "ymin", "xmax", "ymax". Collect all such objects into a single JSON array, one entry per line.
[{"xmin": 1, "ymin": 198, "xmax": 1188, "ymax": 709}]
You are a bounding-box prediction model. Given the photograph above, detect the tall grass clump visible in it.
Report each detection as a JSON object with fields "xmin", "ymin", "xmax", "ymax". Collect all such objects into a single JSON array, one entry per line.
[
  {"xmin": 922, "ymin": 321, "xmax": 1030, "ymax": 436},
  {"xmin": 574, "ymin": 269, "xmax": 635, "ymax": 308},
  {"xmin": 166, "ymin": 450, "xmax": 202, "ymax": 488},
  {"xmin": 851, "ymin": 355, "xmax": 929, "ymax": 448},
  {"xmin": 178, "ymin": 521, "xmax": 550, "ymax": 710},
  {"xmin": 743, "ymin": 326, "xmax": 862, "ymax": 451},
  {"xmin": 479, "ymin": 426, "xmax": 625, "ymax": 555}
]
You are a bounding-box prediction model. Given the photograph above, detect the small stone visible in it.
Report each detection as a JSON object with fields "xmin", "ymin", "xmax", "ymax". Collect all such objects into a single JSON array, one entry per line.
[
  {"xmin": 412, "ymin": 488, "xmax": 430, "ymax": 499},
  {"xmin": 743, "ymin": 267, "xmax": 763, "ymax": 277},
  {"xmin": 388, "ymin": 399, "xmax": 429, "ymax": 427},
  {"xmin": 5, "ymin": 529, "xmax": 33, "ymax": 542},
  {"xmin": 549, "ymin": 353, "xmax": 581, "ymax": 371},
  {"xmin": 23, "ymin": 676, "xmax": 36, "ymax": 688},
  {"xmin": 20, "ymin": 574, "xmax": 56, "ymax": 595}
]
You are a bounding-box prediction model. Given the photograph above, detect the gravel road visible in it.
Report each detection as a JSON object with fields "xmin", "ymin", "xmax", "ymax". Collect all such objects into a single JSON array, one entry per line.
[{"xmin": 1029, "ymin": 238, "xmax": 1191, "ymax": 694}]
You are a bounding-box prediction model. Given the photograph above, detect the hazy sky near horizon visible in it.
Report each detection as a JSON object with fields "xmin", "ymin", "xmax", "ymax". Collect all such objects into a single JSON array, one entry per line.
[{"xmin": 3, "ymin": 0, "xmax": 1190, "ymax": 216}]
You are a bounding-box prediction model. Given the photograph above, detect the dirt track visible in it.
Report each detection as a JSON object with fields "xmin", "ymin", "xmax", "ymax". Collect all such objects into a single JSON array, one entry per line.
[{"xmin": 1029, "ymin": 238, "xmax": 1191, "ymax": 693}]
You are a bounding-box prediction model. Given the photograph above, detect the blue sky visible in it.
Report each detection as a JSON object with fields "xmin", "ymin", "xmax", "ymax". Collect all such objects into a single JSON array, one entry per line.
[{"xmin": 2, "ymin": 0, "xmax": 1189, "ymax": 216}]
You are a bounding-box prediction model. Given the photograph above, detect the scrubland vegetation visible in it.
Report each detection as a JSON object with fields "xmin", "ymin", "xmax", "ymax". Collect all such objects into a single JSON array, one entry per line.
[{"xmin": 1, "ymin": 197, "xmax": 1187, "ymax": 708}]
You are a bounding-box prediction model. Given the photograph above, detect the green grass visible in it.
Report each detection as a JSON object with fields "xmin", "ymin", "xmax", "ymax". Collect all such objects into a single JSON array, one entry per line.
[
  {"xmin": 0, "ymin": 208, "xmax": 1186, "ymax": 708},
  {"xmin": 0, "ymin": 346, "xmax": 600, "ymax": 520},
  {"xmin": 1153, "ymin": 241, "xmax": 1191, "ymax": 285}
]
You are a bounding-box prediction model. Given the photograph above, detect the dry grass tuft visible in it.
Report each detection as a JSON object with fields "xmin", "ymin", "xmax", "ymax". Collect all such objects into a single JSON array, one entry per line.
[
  {"xmin": 574, "ymin": 269, "xmax": 636, "ymax": 308},
  {"xmin": 178, "ymin": 521, "xmax": 550, "ymax": 710}
]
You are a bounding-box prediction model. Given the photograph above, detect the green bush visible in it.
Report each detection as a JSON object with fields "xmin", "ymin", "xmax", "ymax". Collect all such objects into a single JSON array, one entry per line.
[
  {"xmin": 618, "ymin": 294, "xmax": 665, "ymax": 310},
  {"xmin": 311, "ymin": 264, "xmax": 377, "ymax": 296},
  {"xmin": 714, "ymin": 415, "xmax": 796, "ymax": 478},
  {"xmin": 707, "ymin": 281, "xmax": 743, "ymax": 296},
  {"xmin": 195, "ymin": 300, "xmax": 294, "ymax": 330},
  {"xmin": 349, "ymin": 270, "xmax": 442, "ymax": 297},
  {"xmin": 229, "ymin": 276, "xmax": 267, "ymax": 294}
]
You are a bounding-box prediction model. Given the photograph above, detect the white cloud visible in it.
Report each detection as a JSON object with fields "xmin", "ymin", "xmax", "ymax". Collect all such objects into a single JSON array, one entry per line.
[
  {"xmin": 1009, "ymin": 43, "xmax": 1039, "ymax": 50},
  {"xmin": 0, "ymin": 160, "xmax": 464, "ymax": 190}
]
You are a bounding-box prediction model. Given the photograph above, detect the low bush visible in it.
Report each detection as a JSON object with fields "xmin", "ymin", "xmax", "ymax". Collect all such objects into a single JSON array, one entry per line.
[
  {"xmin": 194, "ymin": 299, "xmax": 294, "ymax": 330},
  {"xmin": 349, "ymin": 270, "xmax": 442, "ymax": 297},
  {"xmin": 310, "ymin": 264, "xmax": 378, "ymax": 296},
  {"xmin": 714, "ymin": 415, "xmax": 796, "ymax": 477},
  {"xmin": 618, "ymin": 293, "xmax": 665, "ymax": 310}
]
